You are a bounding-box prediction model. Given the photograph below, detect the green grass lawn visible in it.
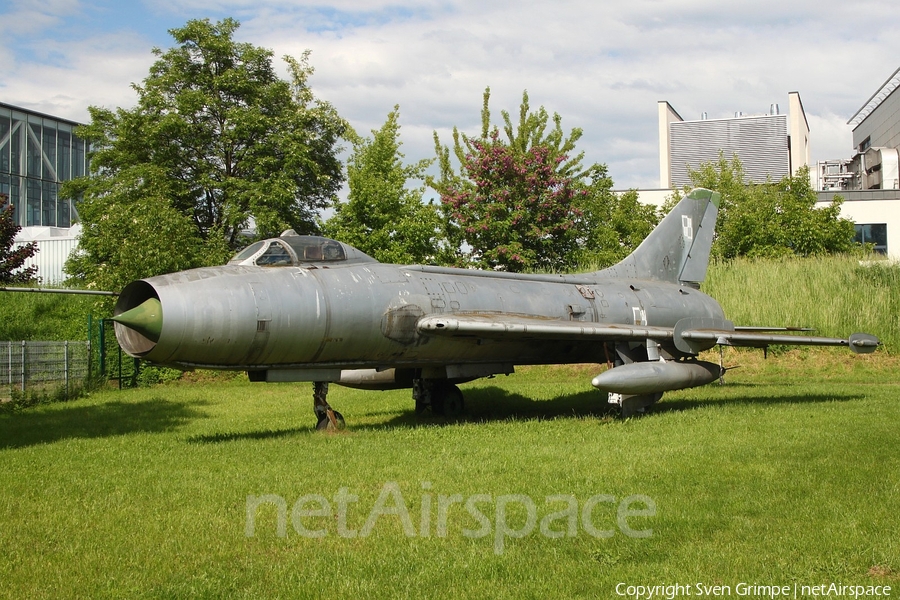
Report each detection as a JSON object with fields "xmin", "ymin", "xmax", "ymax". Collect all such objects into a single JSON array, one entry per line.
[{"xmin": 2, "ymin": 352, "xmax": 899, "ymax": 598}]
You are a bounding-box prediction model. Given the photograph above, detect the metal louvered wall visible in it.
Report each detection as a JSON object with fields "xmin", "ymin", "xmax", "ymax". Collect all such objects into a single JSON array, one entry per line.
[{"xmin": 669, "ymin": 115, "xmax": 790, "ymax": 187}]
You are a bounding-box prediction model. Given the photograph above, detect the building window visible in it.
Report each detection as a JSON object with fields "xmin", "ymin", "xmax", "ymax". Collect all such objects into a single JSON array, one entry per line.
[
  {"xmin": 855, "ymin": 223, "xmax": 887, "ymax": 254},
  {"xmin": 858, "ymin": 136, "xmax": 871, "ymax": 153},
  {"xmin": 0, "ymin": 104, "xmax": 87, "ymax": 228}
]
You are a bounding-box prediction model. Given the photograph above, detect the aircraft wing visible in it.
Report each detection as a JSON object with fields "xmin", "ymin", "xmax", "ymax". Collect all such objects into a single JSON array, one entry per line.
[
  {"xmin": 417, "ymin": 314, "xmax": 880, "ymax": 355},
  {"xmin": 416, "ymin": 314, "xmax": 674, "ymax": 342},
  {"xmin": 678, "ymin": 329, "xmax": 880, "ymax": 353}
]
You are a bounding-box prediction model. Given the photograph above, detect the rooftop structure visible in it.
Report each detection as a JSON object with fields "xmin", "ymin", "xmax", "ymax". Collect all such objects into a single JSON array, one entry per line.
[{"xmin": 659, "ymin": 93, "xmax": 809, "ymax": 189}]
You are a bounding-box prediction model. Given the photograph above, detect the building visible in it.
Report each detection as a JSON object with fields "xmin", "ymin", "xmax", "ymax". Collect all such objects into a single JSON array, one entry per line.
[
  {"xmin": 652, "ymin": 79, "xmax": 900, "ymax": 258},
  {"xmin": 814, "ymin": 67, "xmax": 900, "ymax": 256},
  {"xmin": 0, "ymin": 102, "xmax": 88, "ymax": 283},
  {"xmin": 659, "ymin": 92, "xmax": 810, "ymax": 189}
]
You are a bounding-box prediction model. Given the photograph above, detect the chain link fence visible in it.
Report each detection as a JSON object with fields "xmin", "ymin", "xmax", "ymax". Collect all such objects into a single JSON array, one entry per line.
[{"xmin": 1, "ymin": 340, "xmax": 92, "ymax": 401}]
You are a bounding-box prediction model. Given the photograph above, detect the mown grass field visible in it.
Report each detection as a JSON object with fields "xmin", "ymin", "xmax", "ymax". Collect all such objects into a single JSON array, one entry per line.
[{"xmin": 2, "ymin": 351, "xmax": 899, "ymax": 598}]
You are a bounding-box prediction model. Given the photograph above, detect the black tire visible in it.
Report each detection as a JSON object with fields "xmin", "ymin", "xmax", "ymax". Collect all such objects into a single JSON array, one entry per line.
[
  {"xmin": 443, "ymin": 385, "xmax": 465, "ymax": 417},
  {"xmin": 431, "ymin": 383, "xmax": 464, "ymax": 417},
  {"xmin": 315, "ymin": 410, "xmax": 346, "ymax": 431}
]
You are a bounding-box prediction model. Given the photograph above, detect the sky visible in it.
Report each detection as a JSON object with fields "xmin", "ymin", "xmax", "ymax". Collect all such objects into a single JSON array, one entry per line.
[{"xmin": 2, "ymin": 0, "xmax": 899, "ymax": 190}]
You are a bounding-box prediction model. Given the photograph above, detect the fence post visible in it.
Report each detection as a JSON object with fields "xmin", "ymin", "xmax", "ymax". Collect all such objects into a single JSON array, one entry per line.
[
  {"xmin": 87, "ymin": 314, "xmax": 93, "ymax": 381},
  {"xmin": 64, "ymin": 341, "xmax": 70, "ymax": 399},
  {"xmin": 20, "ymin": 340, "xmax": 26, "ymax": 392},
  {"xmin": 99, "ymin": 319, "xmax": 106, "ymax": 377}
]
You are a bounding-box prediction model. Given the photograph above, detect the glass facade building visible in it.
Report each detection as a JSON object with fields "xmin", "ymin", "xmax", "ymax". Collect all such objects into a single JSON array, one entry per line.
[{"xmin": 0, "ymin": 102, "xmax": 88, "ymax": 228}]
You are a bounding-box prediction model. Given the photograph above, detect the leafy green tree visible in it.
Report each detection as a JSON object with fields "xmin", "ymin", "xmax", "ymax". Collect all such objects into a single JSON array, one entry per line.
[
  {"xmin": 65, "ymin": 18, "xmax": 347, "ymax": 289},
  {"xmin": 431, "ymin": 88, "xmax": 652, "ymax": 272},
  {"xmin": 0, "ymin": 193, "xmax": 38, "ymax": 284},
  {"xmin": 574, "ymin": 168, "xmax": 659, "ymax": 268},
  {"xmin": 688, "ymin": 154, "xmax": 856, "ymax": 259},
  {"xmin": 63, "ymin": 171, "xmax": 214, "ymax": 293},
  {"xmin": 323, "ymin": 107, "xmax": 445, "ymax": 264}
]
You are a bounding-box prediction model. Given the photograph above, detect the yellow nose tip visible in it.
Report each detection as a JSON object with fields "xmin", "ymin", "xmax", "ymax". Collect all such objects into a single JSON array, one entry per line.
[{"xmin": 112, "ymin": 298, "xmax": 163, "ymax": 342}]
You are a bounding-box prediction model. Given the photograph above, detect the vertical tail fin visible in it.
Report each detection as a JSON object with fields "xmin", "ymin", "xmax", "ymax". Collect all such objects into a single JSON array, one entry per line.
[{"xmin": 597, "ymin": 188, "xmax": 720, "ymax": 284}]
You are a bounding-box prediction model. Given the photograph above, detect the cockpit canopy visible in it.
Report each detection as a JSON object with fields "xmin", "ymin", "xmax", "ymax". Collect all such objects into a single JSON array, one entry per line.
[{"xmin": 228, "ymin": 232, "xmax": 377, "ymax": 267}]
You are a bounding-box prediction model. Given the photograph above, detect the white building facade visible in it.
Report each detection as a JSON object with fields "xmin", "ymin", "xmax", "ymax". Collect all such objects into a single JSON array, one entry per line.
[{"xmin": 659, "ymin": 92, "xmax": 809, "ymax": 189}]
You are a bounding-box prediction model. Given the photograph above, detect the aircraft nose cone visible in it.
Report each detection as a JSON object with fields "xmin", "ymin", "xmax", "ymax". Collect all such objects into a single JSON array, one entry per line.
[{"xmin": 112, "ymin": 298, "xmax": 163, "ymax": 342}]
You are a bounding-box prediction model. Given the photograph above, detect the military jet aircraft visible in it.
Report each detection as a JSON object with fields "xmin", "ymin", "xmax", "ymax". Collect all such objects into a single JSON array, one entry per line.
[{"xmin": 112, "ymin": 189, "xmax": 879, "ymax": 428}]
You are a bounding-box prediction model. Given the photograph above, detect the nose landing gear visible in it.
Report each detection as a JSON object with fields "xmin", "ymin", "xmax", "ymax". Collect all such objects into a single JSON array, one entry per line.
[{"xmin": 313, "ymin": 381, "xmax": 345, "ymax": 431}]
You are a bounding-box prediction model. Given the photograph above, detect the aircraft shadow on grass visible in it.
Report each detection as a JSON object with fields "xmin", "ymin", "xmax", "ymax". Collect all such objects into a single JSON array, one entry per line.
[
  {"xmin": 186, "ymin": 384, "xmax": 866, "ymax": 443},
  {"xmin": 186, "ymin": 388, "xmax": 615, "ymax": 443},
  {"xmin": 370, "ymin": 386, "xmax": 866, "ymax": 430},
  {"xmin": 187, "ymin": 427, "xmax": 309, "ymax": 444},
  {"xmin": 656, "ymin": 390, "xmax": 865, "ymax": 413},
  {"xmin": 0, "ymin": 398, "xmax": 207, "ymax": 450}
]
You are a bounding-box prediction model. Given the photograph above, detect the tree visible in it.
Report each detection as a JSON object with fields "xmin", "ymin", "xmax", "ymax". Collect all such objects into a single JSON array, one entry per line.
[
  {"xmin": 688, "ymin": 154, "xmax": 856, "ymax": 259},
  {"xmin": 430, "ymin": 88, "xmax": 657, "ymax": 272},
  {"xmin": 436, "ymin": 128, "xmax": 583, "ymax": 271},
  {"xmin": 323, "ymin": 107, "xmax": 445, "ymax": 264},
  {"xmin": 63, "ymin": 175, "xmax": 214, "ymax": 293},
  {"xmin": 0, "ymin": 193, "xmax": 38, "ymax": 284},
  {"xmin": 574, "ymin": 169, "xmax": 659, "ymax": 269},
  {"xmin": 65, "ymin": 18, "xmax": 347, "ymax": 288}
]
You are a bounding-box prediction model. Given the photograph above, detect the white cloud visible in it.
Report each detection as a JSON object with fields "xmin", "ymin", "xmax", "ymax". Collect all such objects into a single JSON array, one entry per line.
[
  {"xmin": 2, "ymin": 0, "xmax": 900, "ymax": 188},
  {"xmin": 0, "ymin": 0, "xmax": 82, "ymax": 35},
  {"xmin": 807, "ymin": 112, "xmax": 854, "ymax": 162},
  {"xmin": 1, "ymin": 30, "xmax": 156, "ymax": 121}
]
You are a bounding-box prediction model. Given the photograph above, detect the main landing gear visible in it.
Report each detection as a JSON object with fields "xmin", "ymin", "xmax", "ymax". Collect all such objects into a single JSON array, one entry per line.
[
  {"xmin": 310, "ymin": 378, "xmax": 466, "ymax": 431},
  {"xmin": 313, "ymin": 381, "xmax": 345, "ymax": 431},
  {"xmin": 413, "ymin": 379, "xmax": 465, "ymax": 417}
]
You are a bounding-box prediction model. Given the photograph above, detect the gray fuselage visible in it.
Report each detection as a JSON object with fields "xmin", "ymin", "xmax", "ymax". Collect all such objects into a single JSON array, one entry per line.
[{"xmin": 115, "ymin": 261, "xmax": 726, "ymax": 371}]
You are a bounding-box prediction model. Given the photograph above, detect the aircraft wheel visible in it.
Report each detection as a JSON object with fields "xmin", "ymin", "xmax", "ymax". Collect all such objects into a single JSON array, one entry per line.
[
  {"xmin": 315, "ymin": 410, "xmax": 346, "ymax": 431},
  {"xmin": 431, "ymin": 383, "xmax": 464, "ymax": 417},
  {"xmin": 443, "ymin": 384, "xmax": 465, "ymax": 417}
]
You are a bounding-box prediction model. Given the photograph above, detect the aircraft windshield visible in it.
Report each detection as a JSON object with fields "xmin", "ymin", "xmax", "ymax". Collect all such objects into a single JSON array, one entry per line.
[
  {"xmin": 231, "ymin": 241, "xmax": 265, "ymax": 262},
  {"xmin": 255, "ymin": 241, "xmax": 293, "ymax": 266}
]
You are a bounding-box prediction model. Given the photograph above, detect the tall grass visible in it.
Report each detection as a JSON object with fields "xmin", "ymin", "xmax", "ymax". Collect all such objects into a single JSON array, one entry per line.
[
  {"xmin": 0, "ymin": 291, "xmax": 98, "ymax": 340},
  {"xmin": 704, "ymin": 255, "xmax": 900, "ymax": 352}
]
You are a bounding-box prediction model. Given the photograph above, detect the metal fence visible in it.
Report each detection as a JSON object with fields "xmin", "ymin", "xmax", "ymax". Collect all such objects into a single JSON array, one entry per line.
[
  {"xmin": 1, "ymin": 340, "xmax": 91, "ymax": 400},
  {"xmin": 97, "ymin": 319, "xmax": 140, "ymax": 389}
]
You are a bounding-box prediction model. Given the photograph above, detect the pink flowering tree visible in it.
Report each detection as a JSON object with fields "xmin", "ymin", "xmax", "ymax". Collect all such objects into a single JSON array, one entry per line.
[
  {"xmin": 430, "ymin": 88, "xmax": 655, "ymax": 272},
  {"xmin": 440, "ymin": 131, "xmax": 582, "ymax": 272},
  {"xmin": 0, "ymin": 193, "xmax": 39, "ymax": 284}
]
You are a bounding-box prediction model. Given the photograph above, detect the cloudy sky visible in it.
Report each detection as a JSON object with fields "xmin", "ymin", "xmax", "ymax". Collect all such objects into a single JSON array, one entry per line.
[{"xmin": 2, "ymin": 0, "xmax": 899, "ymax": 190}]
